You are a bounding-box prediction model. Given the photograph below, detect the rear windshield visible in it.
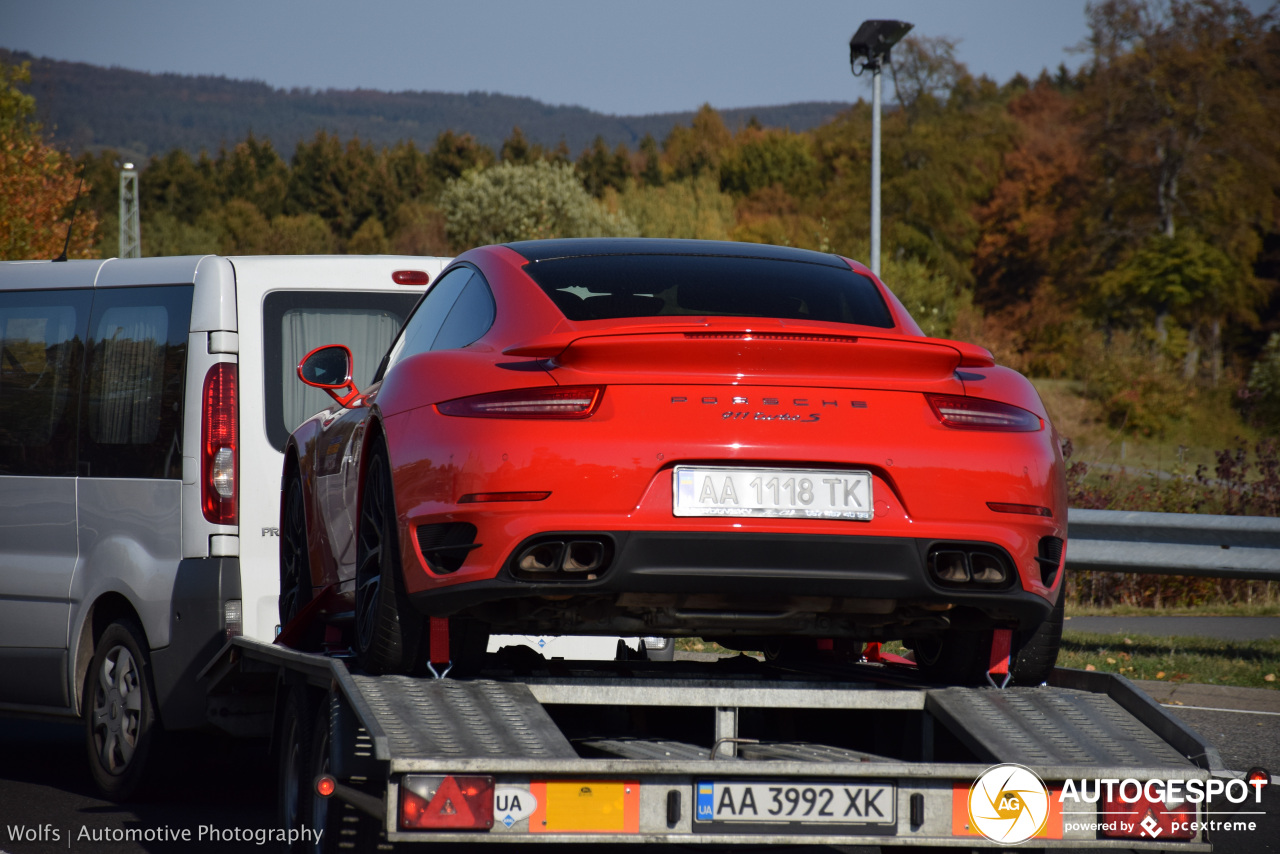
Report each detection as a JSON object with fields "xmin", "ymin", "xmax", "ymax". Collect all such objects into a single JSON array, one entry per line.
[{"xmin": 522, "ymin": 254, "xmax": 894, "ymax": 328}]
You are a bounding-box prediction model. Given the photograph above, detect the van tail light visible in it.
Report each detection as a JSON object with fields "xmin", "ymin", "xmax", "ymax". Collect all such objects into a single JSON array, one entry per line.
[
  {"xmin": 202, "ymin": 362, "xmax": 238, "ymax": 525},
  {"xmin": 926, "ymin": 394, "xmax": 1042, "ymax": 432},
  {"xmin": 437, "ymin": 385, "xmax": 604, "ymax": 419},
  {"xmin": 392, "ymin": 269, "xmax": 431, "ymax": 285},
  {"xmin": 400, "ymin": 775, "xmax": 494, "ymax": 830}
]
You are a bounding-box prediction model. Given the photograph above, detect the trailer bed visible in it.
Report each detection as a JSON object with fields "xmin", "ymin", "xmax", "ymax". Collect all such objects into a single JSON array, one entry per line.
[{"xmin": 204, "ymin": 638, "xmax": 1228, "ymax": 849}]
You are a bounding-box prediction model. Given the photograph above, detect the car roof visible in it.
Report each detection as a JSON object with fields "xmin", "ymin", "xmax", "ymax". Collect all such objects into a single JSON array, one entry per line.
[{"xmin": 504, "ymin": 238, "xmax": 850, "ymax": 269}]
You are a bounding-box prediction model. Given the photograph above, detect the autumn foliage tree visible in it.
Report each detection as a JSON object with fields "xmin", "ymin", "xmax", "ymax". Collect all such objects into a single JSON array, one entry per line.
[
  {"xmin": 0, "ymin": 60, "xmax": 98, "ymax": 260},
  {"xmin": 1079, "ymin": 0, "xmax": 1280, "ymax": 379},
  {"xmin": 972, "ymin": 81, "xmax": 1089, "ymax": 312}
]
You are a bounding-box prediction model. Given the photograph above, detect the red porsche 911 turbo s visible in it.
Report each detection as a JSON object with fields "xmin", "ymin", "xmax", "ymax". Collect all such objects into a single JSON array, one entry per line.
[{"xmin": 281, "ymin": 238, "xmax": 1067, "ymax": 683}]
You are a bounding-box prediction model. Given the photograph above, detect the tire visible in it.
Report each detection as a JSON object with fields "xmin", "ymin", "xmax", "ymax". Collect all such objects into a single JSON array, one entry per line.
[
  {"xmin": 280, "ymin": 475, "xmax": 314, "ymax": 630},
  {"xmin": 1010, "ymin": 582, "xmax": 1065, "ymax": 686},
  {"xmin": 310, "ymin": 699, "xmax": 382, "ymax": 852},
  {"xmin": 85, "ymin": 619, "xmax": 159, "ymax": 800},
  {"xmin": 913, "ymin": 586, "xmax": 1066, "ymax": 686},
  {"xmin": 278, "ymin": 688, "xmax": 315, "ymax": 852},
  {"xmin": 354, "ymin": 444, "xmax": 422, "ymax": 674}
]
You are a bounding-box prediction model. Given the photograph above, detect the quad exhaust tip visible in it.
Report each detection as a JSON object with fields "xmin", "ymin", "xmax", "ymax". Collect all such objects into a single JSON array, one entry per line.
[
  {"xmin": 515, "ymin": 538, "xmax": 609, "ymax": 579},
  {"xmin": 928, "ymin": 546, "xmax": 1011, "ymax": 588}
]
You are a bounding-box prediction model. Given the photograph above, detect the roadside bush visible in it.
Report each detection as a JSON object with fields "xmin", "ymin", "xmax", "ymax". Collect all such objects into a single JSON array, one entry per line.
[
  {"xmin": 1080, "ymin": 330, "xmax": 1188, "ymax": 436},
  {"xmin": 347, "ymin": 217, "xmax": 390, "ymax": 254},
  {"xmin": 1061, "ymin": 437, "xmax": 1280, "ymax": 610},
  {"xmin": 267, "ymin": 213, "xmax": 335, "ymax": 255},
  {"xmin": 878, "ymin": 256, "xmax": 974, "ymax": 339},
  {"xmin": 619, "ymin": 173, "xmax": 734, "ymax": 240},
  {"xmin": 1242, "ymin": 332, "xmax": 1280, "ymax": 433},
  {"xmin": 440, "ymin": 161, "xmax": 635, "ymax": 249},
  {"xmin": 140, "ymin": 210, "xmax": 220, "ymax": 257},
  {"xmin": 388, "ymin": 201, "xmax": 449, "ymax": 256}
]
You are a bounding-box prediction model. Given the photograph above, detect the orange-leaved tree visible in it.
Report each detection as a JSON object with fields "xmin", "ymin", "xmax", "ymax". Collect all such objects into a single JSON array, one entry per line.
[{"xmin": 0, "ymin": 59, "xmax": 98, "ymax": 260}]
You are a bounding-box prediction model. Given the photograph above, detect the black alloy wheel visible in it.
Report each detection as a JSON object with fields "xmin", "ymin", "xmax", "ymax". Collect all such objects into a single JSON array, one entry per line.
[
  {"xmin": 353, "ymin": 444, "xmax": 422, "ymax": 674},
  {"xmin": 279, "ymin": 475, "xmax": 313, "ymax": 629}
]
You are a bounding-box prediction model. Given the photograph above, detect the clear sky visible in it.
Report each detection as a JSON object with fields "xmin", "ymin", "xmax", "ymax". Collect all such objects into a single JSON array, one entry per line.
[{"xmin": 2, "ymin": 0, "xmax": 1275, "ymax": 116}]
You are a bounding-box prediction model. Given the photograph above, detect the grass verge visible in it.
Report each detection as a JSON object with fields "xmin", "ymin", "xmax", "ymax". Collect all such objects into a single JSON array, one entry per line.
[
  {"xmin": 1059, "ymin": 631, "xmax": 1279, "ymax": 689},
  {"xmin": 1066, "ymin": 603, "xmax": 1280, "ymax": 617},
  {"xmin": 677, "ymin": 634, "xmax": 1280, "ymax": 690}
]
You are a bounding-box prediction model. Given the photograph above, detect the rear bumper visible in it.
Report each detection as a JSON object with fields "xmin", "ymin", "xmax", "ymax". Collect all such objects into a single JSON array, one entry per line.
[
  {"xmin": 410, "ymin": 530, "xmax": 1058, "ymax": 635},
  {"xmin": 150, "ymin": 557, "xmax": 242, "ymax": 731}
]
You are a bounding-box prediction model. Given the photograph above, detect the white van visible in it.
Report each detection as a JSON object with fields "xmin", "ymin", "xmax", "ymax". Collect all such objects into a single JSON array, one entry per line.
[{"xmin": 0, "ymin": 254, "xmax": 446, "ymax": 796}]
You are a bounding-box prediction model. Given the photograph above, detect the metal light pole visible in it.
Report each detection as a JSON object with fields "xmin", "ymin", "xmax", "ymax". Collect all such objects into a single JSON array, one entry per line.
[
  {"xmin": 850, "ymin": 20, "xmax": 912, "ymax": 276},
  {"xmin": 119, "ymin": 162, "xmax": 141, "ymax": 258}
]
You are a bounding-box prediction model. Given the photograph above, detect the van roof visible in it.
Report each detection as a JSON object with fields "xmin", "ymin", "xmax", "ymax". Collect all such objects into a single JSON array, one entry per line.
[{"xmin": 0, "ymin": 255, "xmax": 452, "ymax": 291}]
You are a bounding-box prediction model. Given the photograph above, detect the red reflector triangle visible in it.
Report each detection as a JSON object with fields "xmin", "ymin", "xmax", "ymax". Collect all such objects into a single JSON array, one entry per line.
[{"xmin": 426, "ymin": 777, "xmax": 475, "ymax": 825}]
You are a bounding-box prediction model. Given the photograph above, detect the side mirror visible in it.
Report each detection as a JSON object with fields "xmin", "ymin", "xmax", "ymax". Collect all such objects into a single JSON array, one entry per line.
[{"xmin": 297, "ymin": 344, "xmax": 361, "ymax": 408}]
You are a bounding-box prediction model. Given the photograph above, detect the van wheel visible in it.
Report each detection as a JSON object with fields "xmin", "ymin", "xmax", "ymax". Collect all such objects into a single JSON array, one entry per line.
[
  {"xmin": 354, "ymin": 444, "xmax": 422, "ymax": 674},
  {"xmin": 85, "ymin": 620, "xmax": 158, "ymax": 800},
  {"xmin": 280, "ymin": 476, "xmax": 313, "ymax": 629}
]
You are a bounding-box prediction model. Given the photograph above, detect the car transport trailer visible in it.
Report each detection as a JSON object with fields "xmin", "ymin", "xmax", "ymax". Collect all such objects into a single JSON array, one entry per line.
[{"xmin": 200, "ymin": 637, "xmax": 1257, "ymax": 851}]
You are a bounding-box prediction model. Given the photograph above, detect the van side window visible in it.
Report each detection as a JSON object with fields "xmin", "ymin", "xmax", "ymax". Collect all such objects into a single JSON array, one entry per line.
[
  {"xmin": 80, "ymin": 285, "xmax": 193, "ymax": 479},
  {"xmin": 263, "ymin": 290, "xmax": 420, "ymax": 452},
  {"xmin": 0, "ymin": 289, "xmax": 92, "ymax": 476}
]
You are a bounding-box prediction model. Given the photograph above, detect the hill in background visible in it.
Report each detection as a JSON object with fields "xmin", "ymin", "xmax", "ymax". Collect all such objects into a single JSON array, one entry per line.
[{"xmin": 2, "ymin": 48, "xmax": 851, "ymax": 160}]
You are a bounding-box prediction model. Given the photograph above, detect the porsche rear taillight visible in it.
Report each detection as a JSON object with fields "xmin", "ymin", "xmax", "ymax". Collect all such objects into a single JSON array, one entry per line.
[
  {"xmin": 437, "ymin": 385, "xmax": 604, "ymax": 419},
  {"xmin": 201, "ymin": 362, "xmax": 238, "ymax": 525},
  {"xmin": 926, "ymin": 394, "xmax": 1042, "ymax": 432}
]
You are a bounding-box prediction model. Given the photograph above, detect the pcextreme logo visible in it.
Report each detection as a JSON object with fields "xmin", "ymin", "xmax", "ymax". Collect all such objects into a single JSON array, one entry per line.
[{"xmin": 968, "ymin": 763, "xmax": 1051, "ymax": 844}]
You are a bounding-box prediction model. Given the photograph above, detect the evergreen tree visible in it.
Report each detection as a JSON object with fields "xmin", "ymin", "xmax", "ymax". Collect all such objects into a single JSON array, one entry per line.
[
  {"xmin": 217, "ymin": 134, "xmax": 289, "ymax": 218},
  {"xmin": 501, "ymin": 126, "xmax": 542, "ymax": 164},
  {"xmin": 427, "ymin": 130, "xmax": 494, "ymax": 185},
  {"xmin": 576, "ymin": 135, "xmax": 631, "ymax": 198},
  {"xmin": 638, "ymin": 134, "xmax": 663, "ymax": 187},
  {"xmin": 662, "ymin": 104, "xmax": 732, "ymax": 180}
]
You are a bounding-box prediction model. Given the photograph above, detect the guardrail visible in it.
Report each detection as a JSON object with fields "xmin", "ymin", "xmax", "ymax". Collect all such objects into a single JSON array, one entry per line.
[{"xmin": 1066, "ymin": 509, "xmax": 1280, "ymax": 581}]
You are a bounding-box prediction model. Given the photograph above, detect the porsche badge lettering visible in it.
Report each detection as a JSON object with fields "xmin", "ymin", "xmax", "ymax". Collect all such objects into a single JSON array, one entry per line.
[
  {"xmin": 671, "ymin": 396, "xmax": 865, "ymax": 423},
  {"xmin": 671, "ymin": 396, "xmax": 867, "ymax": 407}
]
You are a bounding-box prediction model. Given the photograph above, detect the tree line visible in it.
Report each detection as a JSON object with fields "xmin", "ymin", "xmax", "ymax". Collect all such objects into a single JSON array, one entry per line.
[{"xmin": 3, "ymin": 0, "xmax": 1279, "ymax": 434}]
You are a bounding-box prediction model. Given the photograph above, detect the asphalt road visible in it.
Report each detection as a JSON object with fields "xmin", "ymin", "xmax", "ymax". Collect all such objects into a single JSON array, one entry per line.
[
  {"xmin": 1063, "ymin": 616, "xmax": 1280, "ymax": 641},
  {"xmin": 0, "ymin": 721, "xmax": 276, "ymax": 854}
]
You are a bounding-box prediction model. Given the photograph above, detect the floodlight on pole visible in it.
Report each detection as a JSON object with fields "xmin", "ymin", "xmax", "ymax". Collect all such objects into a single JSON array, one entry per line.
[
  {"xmin": 850, "ymin": 19, "xmax": 912, "ymax": 276},
  {"xmin": 119, "ymin": 163, "xmax": 141, "ymax": 259}
]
